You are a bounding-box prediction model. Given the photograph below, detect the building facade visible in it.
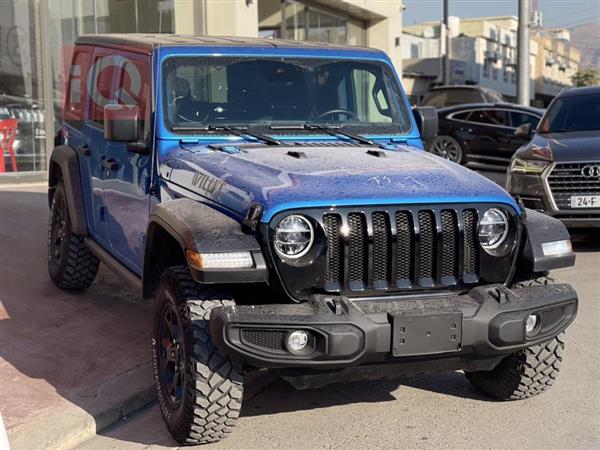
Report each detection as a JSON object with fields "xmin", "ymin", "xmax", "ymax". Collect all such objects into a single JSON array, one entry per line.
[
  {"xmin": 533, "ymin": 29, "xmax": 580, "ymax": 106},
  {"xmin": 0, "ymin": 0, "xmax": 403, "ymax": 182},
  {"xmin": 402, "ymin": 16, "xmax": 582, "ymax": 105}
]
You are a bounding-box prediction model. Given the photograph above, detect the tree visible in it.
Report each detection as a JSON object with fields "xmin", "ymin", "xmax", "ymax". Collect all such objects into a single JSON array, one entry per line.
[{"xmin": 571, "ymin": 69, "xmax": 599, "ymax": 87}]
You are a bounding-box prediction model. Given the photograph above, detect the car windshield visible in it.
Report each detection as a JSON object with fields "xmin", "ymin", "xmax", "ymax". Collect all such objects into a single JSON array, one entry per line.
[
  {"xmin": 539, "ymin": 93, "xmax": 600, "ymax": 133},
  {"xmin": 162, "ymin": 57, "xmax": 411, "ymax": 134}
]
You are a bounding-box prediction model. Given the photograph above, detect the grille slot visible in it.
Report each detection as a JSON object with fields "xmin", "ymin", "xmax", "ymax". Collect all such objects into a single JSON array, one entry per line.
[
  {"xmin": 347, "ymin": 213, "xmax": 368, "ymax": 289},
  {"xmin": 241, "ymin": 329, "xmax": 286, "ymax": 352},
  {"xmin": 440, "ymin": 210, "xmax": 458, "ymax": 280},
  {"xmin": 417, "ymin": 210, "xmax": 436, "ymax": 283},
  {"xmin": 322, "ymin": 207, "xmax": 481, "ymax": 292},
  {"xmin": 463, "ymin": 210, "xmax": 478, "ymax": 277},
  {"xmin": 547, "ymin": 162, "xmax": 600, "ymax": 211},
  {"xmin": 395, "ymin": 211, "xmax": 414, "ymax": 286},
  {"xmin": 323, "ymin": 214, "xmax": 343, "ymax": 288},
  {"xmin": 372, "ymin": 212, "xmax": 391, "ymax": 286}
]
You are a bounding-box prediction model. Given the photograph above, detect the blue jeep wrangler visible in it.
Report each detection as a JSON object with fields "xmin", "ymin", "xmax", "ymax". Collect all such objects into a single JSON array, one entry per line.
[{"xmin": 48, "ymin": 35, "xmax": 577, "ymax": 444}]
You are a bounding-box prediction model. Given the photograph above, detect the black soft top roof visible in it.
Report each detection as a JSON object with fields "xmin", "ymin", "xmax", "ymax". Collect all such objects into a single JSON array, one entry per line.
[{"xmin": 75, "ymin": 33, "xmax": 380, "ymax": 54}]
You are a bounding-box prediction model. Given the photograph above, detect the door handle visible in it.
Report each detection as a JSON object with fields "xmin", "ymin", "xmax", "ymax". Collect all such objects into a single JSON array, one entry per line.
[
  {"xmin": 78, "ymin": 144, "xmax": 91, "ymax": 156},
  {"xmin": 102, "ymin": 158, "xmax": 119, "ymax": 171}
]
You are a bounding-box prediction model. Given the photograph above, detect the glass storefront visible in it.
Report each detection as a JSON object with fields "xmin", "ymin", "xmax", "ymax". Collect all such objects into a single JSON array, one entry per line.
[
  {"xmin": 0, "ymin": 0, "xmax": 174, "ymax": 178},
  {"xmin": 259, "ymin": 0, "xmax": 365, "ymax": 47}
]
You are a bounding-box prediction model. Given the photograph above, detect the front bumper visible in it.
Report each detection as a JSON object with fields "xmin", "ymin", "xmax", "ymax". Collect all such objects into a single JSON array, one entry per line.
[{"xmin": 210, "ymin": 283, "xmax": 577, "ymax": 369}]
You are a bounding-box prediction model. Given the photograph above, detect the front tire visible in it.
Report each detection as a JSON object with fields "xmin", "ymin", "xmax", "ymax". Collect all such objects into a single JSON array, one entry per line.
[
  {"xmin": 152, "ymin": 266, "xmax": 243, "ymax": 445},
  {"xmin": 466, "ymin": 275, "xmax": 565, "ymax": 400},
  {"xmin": 465, "ymin": 334, "xmax": 565, "ymax": 400},
  {"xmin": 47, "ymin": 181, "xmax": 99, "ymax": 289}
]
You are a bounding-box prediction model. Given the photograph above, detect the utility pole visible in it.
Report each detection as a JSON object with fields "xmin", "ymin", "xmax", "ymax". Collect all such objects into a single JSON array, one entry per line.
[
  {"xmin": 517, "ymin": 0, "xmax": 531, "ymax": 105},
  {"xmin": 442, "ymin": 0, "xmax": 450, "ymax": 85}
]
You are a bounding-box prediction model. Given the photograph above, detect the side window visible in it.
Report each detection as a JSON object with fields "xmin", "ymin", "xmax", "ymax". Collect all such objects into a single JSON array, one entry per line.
[
  {"xmin": 64, "ymin": 49, "xmax": 91, "ymax": 129},
  {"xmin": 450, "ymin": 111, "xmax": 471, "ymax": 121},
  {"xmin": 469, "ymin": 109, "xmax": 508, "ymax": 126},
  {"xmin": 351, "ymin": 69, "xmax": 391, "ymax": 123},
  {"xmin": 116, "ymin": 56, "xmax": 151, "ymax": 139},
  {"xmin": 88, "ymin": 54, "xmax": 120, "ymax": 126},
  {"xmin": 510, "ymin": 111, "xmax": 540, "ymax": 128}
]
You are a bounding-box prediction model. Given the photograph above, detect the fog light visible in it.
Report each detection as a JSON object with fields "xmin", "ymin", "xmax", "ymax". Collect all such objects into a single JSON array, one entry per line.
[
  {"xmin": 526, "ymin": 313, "xmax": 540, "ymax": 335},
  {"xmin": 286, "ymin": 330, "xmax": 309, "ymax": 353}
]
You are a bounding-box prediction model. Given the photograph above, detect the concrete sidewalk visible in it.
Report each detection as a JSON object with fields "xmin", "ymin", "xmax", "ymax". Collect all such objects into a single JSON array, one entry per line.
[{"xmin": 0, "ymin": 184, "xmax": 154, "ymax": 450}]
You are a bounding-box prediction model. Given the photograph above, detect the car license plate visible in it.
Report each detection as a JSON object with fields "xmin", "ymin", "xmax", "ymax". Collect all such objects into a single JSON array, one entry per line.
[
  {"xmin": 392, "ymin": 312, "xmax": 462, "ymax": 357},
  {"xmin": 571, "ymin": 195, "xmax": 600, "ymax": 208}
]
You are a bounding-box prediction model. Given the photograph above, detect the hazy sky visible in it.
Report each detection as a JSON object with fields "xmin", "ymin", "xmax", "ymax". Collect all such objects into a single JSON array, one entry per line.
[{"xmin": 402, "ymin": 0, "xmax": 600, "ymax": 28}]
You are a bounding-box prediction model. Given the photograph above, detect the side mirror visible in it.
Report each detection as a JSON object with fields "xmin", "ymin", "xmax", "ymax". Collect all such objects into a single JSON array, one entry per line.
[
  {"xmin": 104, "ymin": 104, "xmax": 140, "ymax": 142},
  {"xmin": 413, "ymin": 106, "xmax": 438, "ymax": 141},
  {"xmin": 514, "ymin": 123, "xmax": 533, "ymax": 139}
]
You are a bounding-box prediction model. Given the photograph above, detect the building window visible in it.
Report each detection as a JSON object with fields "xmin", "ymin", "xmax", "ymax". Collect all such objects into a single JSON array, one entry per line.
[
  {"xmin": 483, "ymin": 63, "xmax": 490, "ymax": 78},
  {"xmin": 503, "ymin": 69, "xmax": 509, "ymax": 83},
  {"xmin": 410, "ymin": 43, "xmax": 419, "ymax": 59},
  {"xmin": 492, "ymin": 68, "xmax": 498, "ymax": 80}
]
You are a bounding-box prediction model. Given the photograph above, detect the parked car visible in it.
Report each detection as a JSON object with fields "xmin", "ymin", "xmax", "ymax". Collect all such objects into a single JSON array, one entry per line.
[
  {"xmin": 507, "ymin": 85, "xmax": 600, "ymax": 228},
  {"xmin": 426, "ymin": 103, "xmax": 544, "ymax": 168},
  {"xmin": 49, "ymin": 34, "xmax": 577, "ymax": 445},
  {"xmin": 421, "ymin": 85, "xmax": 505, "ymax": 108}
]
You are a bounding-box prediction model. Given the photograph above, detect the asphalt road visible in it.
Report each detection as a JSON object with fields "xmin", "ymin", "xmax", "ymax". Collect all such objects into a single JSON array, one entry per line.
[{"xmin": 78, "ymin": 235, "xmax": 600, "ymax": 449}]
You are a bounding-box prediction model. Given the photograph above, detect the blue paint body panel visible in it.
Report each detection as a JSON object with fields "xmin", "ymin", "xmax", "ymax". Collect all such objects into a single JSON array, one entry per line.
[{"xmin": 68, "ymin": 39, "xmax": 520, "ymax": 273}]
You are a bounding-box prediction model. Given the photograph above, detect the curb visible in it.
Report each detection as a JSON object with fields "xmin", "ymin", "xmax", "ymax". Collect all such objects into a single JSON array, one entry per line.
[
  {"xmin": 7, "ymin": 362, "xmax": 156, "ymax": 450},
  {"xmin": 7, "ymin": 365, "xmax": 277, "ymax": 450}
]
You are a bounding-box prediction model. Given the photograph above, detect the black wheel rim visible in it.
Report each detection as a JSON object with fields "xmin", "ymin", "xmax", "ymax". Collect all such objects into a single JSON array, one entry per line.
[
  {"xmin": 50, "ymin": 196, "xmax": 67, "ymax": 263},
  {"xmin": 430, "ymin": 137, "xmax": 461, "ymax": 162},
  {"xmin": 159, "ymin": 302, "xmax": 185, "ymax": 409}
]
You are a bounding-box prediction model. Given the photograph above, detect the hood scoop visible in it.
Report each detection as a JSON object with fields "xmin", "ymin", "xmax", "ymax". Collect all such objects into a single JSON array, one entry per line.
[{"xmin": 287, "ymin": 150, "xmax": 307, "ymax": 159}]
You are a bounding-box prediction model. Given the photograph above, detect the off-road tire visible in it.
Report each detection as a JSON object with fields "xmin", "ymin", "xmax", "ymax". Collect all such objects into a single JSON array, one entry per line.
[
  {"xmin": 48, "ymin": 181, "xmax": 99, "ymax": 289},
  {"xmin": 466, "ymin": 276, "xmax": 564, "ymax": 400},
  {"xmin": 152, "ymin": 266, "xmax": 243, "ymax": 445}
]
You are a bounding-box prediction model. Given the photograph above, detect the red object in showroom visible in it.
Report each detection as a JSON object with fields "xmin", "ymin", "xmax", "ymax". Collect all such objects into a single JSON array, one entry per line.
[{"xmin": 0, "ymin": 119, "xmax": 18, "ymax": 173}]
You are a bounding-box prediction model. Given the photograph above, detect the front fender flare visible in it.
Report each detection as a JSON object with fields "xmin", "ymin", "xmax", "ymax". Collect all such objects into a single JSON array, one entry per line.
[{"xmin": 144, "ymin": 199, "xmax": 268, "ymax": 293}]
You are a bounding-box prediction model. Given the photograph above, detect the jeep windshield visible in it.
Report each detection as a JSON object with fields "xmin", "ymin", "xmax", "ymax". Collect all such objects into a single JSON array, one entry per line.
[
  {"xmin": 162, "ymin": 57, "xmax": 411, "ymax": 135},
  {"xmin": 539, "ymin": 93, "xmax": 600, "ymax": 133}
]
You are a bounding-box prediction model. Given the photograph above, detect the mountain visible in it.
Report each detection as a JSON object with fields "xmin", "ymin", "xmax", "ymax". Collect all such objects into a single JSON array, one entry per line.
[{"xmin": 569, "ymin": 22, "xmax": 600, "ymax": 72}]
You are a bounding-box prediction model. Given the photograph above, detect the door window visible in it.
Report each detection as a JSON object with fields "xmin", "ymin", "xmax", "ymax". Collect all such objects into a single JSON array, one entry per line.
[
  {"xmin": 115, "ymin": 56, "xmax": 150, "ymax": 139},
  {"xmin": 468, "ymin": 109, "xmax": 508, "ymax": 127},
  {"xmin": 510, "ymin": 111, "xmax": 540, "ymax": 128},
  {"xmin": 64, "ymin": 49, "xmax": 92, "ymax": 129},
  {"xmin": 88, "ymin": 54, "xmax": 120, "ymax": 126}
]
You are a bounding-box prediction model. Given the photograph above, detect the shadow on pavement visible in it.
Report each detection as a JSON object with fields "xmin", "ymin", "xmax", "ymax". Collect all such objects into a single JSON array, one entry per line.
[{"xmin": 0, "ymin": 188, "xmax": 153, "ymax": 445}]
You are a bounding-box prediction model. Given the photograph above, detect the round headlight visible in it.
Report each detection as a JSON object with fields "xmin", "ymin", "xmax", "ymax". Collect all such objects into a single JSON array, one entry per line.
[
  {"xmin": 478, "ymin": 208, "xmax": 509, "ymax": 250},
  {"xmin": 274, "ymin": 215, "xmax": 314, "ymax": 259}
]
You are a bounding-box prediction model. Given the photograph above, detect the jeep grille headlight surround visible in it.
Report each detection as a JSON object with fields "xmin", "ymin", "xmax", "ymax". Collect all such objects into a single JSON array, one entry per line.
[
  {"xmin": 274, "ymin": 214, "xmax": 314, "ymax": 259},
  {"xmin": 478, "ymin": 208, "xmax": 509, "ymax": 251}
]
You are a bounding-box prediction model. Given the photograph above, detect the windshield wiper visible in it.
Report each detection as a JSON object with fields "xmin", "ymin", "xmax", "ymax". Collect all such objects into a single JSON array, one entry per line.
[
  {"xmin": 172, "ymin": 124, "xmax": 281, "ymax": 146},
  {"xmin": 270, "ymin": 123, "xmax": 376, "ymax": 146}
]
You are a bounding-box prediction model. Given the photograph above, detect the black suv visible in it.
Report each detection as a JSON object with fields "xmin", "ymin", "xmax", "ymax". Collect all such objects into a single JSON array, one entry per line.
[{"xmin": 507, "ymin": 86, "xmax": 600, "ymax": 227}]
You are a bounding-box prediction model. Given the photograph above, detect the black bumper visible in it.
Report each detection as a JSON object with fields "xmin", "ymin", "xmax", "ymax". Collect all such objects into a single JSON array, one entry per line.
[{"xmin": 209, "ymin": 284, "xmax": 577, "ymax": 370}]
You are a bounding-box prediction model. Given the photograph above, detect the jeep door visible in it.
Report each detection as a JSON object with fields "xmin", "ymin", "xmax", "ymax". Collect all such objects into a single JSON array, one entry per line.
[
  {"xmin": 73, "ymin": 46, "xmax": 120, "ymax": 247},
  {"xmin": 102, "ymin": 52, "xmax": 152, "ymax": 273}
]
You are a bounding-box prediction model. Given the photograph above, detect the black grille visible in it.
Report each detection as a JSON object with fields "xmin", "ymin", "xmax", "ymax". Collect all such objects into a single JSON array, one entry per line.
[
  {"xmin": 323, "ymin": 208, "xmax": 480, "ymax": 292},
  {"xmin": 547, "ymin": 162, "xmax": 600, "ymax": 211},
  {"xmin": 241, "ymin": 329, "xmax": 286, "ymax": 352}
]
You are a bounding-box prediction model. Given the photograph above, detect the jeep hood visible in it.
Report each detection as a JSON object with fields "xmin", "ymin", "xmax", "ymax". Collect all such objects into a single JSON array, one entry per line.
[{"xmin": 162, "ymin": 144, "xmax": 518, "ymax": 222}]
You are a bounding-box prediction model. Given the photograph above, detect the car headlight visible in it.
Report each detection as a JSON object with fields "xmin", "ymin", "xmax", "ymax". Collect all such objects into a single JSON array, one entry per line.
[
  {"xmin": 274, "ymin": 215, "xmax": 314, "ymax": 259},
  {"xmin": 509, "ymin": 157, "xmax": 549, "ymax": 174},
  {"xmin": 478, "ymin": 208, "xmax": 509, "ymax": 250}
]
